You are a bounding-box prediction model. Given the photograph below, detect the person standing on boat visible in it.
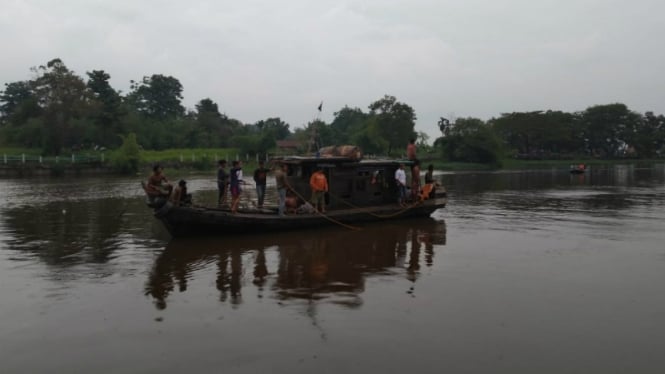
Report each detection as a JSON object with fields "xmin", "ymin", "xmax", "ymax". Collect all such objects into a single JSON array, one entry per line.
[
  {"xmin": 217, "ymin": 160, "xmax": 228, "ymax": 207},
  {"xmin": 424, "ymin": 164, "xmax": 437, "ymax": 198},
  {"xmin": 425, "ymin": 164, "xmax": 434, "ymax": 184},
  {"xmin": 411, "ymin": 159, "xmax": 421, "ymax": 201},
  {"xmin": 253, "ymin": 160, "xmax": 269, "ymax": 209},
  {"xmin": 274, "ymin": 163, "xmax": 289, "ymax": 216},
  {"xmin": 407, "ymin": 138, "xmax": 417, "ymax": 161},
  {"xmin": 309, "ymin": 167, "xmax": 329, "ymax": 213},
  {"xmin": 230, "ymin": 160, "xmax": 244, "ymax": 214},
  {"xmin": 395, "ymin": 163, "xmax": 407, "ymax": 206}
]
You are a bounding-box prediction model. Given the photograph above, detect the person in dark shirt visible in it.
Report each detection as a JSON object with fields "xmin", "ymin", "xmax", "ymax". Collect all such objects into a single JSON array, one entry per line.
[
  {"xmin": 217, "ymin": 160, "xmax": 228, "ymax": 206},
  {"xmin": 424, "ymin": 164, "xmax": 435, "ymax": 184},
  {"xmin": 253, "ymin": 161, "xmax": 269, "ymax": 208}
]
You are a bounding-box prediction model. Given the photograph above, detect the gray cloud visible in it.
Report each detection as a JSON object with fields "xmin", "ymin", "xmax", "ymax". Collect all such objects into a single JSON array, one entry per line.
[{"xmin": 2, "ymin": 0, "xmax": 664, "ymax": 141}]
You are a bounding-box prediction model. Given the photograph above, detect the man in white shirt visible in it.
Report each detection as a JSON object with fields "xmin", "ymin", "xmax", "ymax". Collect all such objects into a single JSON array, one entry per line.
[{"xmin": 395, "ymin": 163, "xmax": 407, "ymax": 206}]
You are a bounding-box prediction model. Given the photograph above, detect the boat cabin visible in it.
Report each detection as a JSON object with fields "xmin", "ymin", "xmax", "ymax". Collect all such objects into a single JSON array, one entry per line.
[{"xmin": 272, "ymin": 156, "xmax": 412, "ymax": 210}]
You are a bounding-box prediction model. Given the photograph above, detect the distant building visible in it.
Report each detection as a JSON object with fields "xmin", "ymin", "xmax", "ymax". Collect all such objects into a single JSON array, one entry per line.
[{"xmin": 276, "ymin": 139, "xmax": 302, "ymax": 155}]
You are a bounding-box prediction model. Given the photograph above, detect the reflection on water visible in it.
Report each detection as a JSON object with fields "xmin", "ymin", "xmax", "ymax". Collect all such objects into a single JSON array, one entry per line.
[
  {"xmin": 1, "ymin": 165, "xmax": 664, "ymax": 373},
  {"xmin": 0, "ymin": 197, "xmax": 160, "ymax": 269},
  {"xmin": 145, "ymin": 219, "xmax": 447, "ymax": 310}
]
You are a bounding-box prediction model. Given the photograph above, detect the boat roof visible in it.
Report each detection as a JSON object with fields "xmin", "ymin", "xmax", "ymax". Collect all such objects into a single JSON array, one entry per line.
[{"xmin": 270, "ymin": 155, "xmax": 414, "ymax": 166}]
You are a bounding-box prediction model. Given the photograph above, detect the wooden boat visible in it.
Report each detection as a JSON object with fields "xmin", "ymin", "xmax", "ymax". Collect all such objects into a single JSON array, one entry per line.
[{"xmin": 143, "ymin": 156, "xmax": 446, "ymax": 237}]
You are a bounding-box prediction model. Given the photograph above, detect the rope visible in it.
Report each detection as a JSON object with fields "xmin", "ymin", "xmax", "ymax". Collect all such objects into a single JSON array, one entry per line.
[
  {"xmin": 327, "ymin": 192, "xmax": 422, "ymax": 218},
  {"xmin": 284, "ymin": 180, "xmax": 361, "ymax": 231}
]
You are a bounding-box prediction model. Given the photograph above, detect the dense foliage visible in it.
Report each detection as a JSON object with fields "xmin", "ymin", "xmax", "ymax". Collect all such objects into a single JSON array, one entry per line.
[
  {"xmin": 2, "ymin": 58, "xmax": 664, "ymax": 163},
  {"xmin": 0, "ymin": 59, "xmax": 419, "ymax": 158}
]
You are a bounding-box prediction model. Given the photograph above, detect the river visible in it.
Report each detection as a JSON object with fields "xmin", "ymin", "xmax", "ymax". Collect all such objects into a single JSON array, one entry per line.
[{"xmin": 1, "ymin": 164, "xmax": 664, "ymax": 373}]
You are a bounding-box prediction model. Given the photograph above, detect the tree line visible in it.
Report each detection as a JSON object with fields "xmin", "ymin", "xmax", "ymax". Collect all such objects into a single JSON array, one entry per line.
[
  {"xmin": 439, "ymin": 105, "xmax": 665, "ymax": 165},
  {"xmin": 1, "ymin": 58, "xmax": 664, "ymax": 163},
  {"xmin": 0, "ymin": 58, "xmax": 417, "ymax": 157}
]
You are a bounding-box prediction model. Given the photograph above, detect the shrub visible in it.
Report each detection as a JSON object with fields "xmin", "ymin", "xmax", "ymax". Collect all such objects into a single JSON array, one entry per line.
[{"xmin": 111, "ymin": 133, "xmax": 142, "ymax": 174}]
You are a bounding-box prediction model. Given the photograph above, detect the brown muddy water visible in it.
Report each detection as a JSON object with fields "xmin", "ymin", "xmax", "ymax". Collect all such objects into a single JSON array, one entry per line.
[{"xmin": 1, "ymin": 164, "xmax": 664, "ymax": 373}]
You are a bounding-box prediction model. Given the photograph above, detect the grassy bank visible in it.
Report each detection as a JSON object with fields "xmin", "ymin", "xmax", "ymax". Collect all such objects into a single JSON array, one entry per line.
[
  {"xmin": 0, "ymin": 147, "xmax": 44, "ymax": 155},
  {"xmin": 500, "ymin": 158, "xmax": 663, "ymax": 170},
  {"xmin": 425, "ymin": 158, "xmax": 664, "ymax": 172},
  {"xmin": 140, "ymin": 148, "xmax": 239, "ymax": 163},
  {"xmin": 2, "ymin": 146, "xmax": 661, "ymax": 174}
]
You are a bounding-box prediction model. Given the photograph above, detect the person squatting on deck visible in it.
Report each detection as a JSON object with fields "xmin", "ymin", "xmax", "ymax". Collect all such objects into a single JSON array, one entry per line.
[
  {"xmin": 253, "ymin": 160, "xmax": 269, "ymax": 209},
  {"xmin": 274, "ymin": 163, "xmax": 288, "ymax": 216},
  {"xmin": 217, "ymin": 160, "xmax": 228, "ymax": 206},
  {"xmin": 395, "ymin": 163, "xmax": 407, "ymax": 206},
  {"xmin": 171, "ymin": 179, "xmax": 192, "ymax": 206},
  {"xmin": 309, "ymin": 167, "xmax": 328, "ymax": 213}
]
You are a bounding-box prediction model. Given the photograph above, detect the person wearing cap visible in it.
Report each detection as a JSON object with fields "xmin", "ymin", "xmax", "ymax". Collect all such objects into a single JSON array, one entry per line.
[{"xmin": 309, "ymin": 167, "xmax": 328, "ymax": 213}]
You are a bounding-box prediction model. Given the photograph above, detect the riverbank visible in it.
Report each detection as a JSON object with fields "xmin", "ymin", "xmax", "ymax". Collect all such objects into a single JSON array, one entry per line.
[
  {"xmin": 429, "ymin": 158, "xmax": 665, "ymax": 172},
  {"xmin": 2, "ymin": 145, "xmax": 662, "ymax": 177}
]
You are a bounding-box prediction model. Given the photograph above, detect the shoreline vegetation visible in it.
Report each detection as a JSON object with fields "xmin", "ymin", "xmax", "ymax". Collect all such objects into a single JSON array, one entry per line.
[
  {"xmin": 2, "ymin": 59, "xmax": 663, "ymax": 178},
  {"xmin": 1, "ymin": 146, "xmax": 661, "ymax": 177}
]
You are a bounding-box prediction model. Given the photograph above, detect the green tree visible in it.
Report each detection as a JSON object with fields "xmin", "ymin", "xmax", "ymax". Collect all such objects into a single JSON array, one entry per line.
[
  {"xmin": 350, "ymin": 117, "xmax": 389, "ymax": 155},
  {"xmin": 491, "ymin": 110, "xmax": 582, "ymax": 157},
  {"xmin": 631, "ymin": 111, "xmax": 665, "ymax": 158},
  {"xmin": 0, "ymin": 81, "xmax": 41, "ymax": 126},
  {"xmin": 127, "ymin": 74, "xmax": 184, "ymax": 120},
  {"xmin": 31, "ymin": 58, "xmax": 92, "ymax": 155},
  {"xmin": 580, "ymin": 103, "xmax": 641, "ymax": 158},
  {"xmin": 296, "ymin": 119, "xmax": 332, "ymax": 152},
  {"xmin": 231, "ymin": 134, "xmax": 260, "ymax": 156},
  {"xmin": 112, "ymin": 133, "xmax": 142, "ymax": 174},
  {"xmin": 0, "ymin": 81, "xmax": 43, "ymax": 146},
  {"xmin": 440, "ymin": 117, "xmax": 502, "ymax": 165},
  {"xmin": 330, "ymin": 106, "xmax": 368, "ymax": 145},
  {"xmin": 192, "ymin": 98, "xmax": 227, "ymax": 147},
  {"xmin": 86, "ymin": 70, "xmax": 124, "ymax": 147},
  {"xmin": 255, "ymin": 117, "xmax": 290, "ymax": 140},
  {"xmin": 368, "ymin": 95, "xmax": 416, "ymax": 154}
]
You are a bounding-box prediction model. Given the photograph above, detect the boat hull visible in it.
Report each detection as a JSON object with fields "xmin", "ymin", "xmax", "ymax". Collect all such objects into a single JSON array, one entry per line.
[{"xmin": 153, "ymin": 197, "xmax": 447, "ymax": 237}]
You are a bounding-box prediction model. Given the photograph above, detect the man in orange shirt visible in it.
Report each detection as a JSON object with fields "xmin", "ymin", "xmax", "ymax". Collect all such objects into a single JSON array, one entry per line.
[{"xmin": 309, "ymin": 167, "xmax": 329, "ymax": 213}]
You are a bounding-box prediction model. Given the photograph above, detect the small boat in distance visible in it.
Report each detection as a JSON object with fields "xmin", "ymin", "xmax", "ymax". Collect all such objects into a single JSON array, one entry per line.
[
  {"xmin": 570, "ymin": 163, "xmax": 587, "ymax": 174},
  {"xmin": 142, "ymin": 153, "xmax": 446, "ymax": 237}
]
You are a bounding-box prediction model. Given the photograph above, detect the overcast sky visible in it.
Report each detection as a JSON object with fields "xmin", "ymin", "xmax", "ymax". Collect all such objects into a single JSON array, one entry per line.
[{"xmin": 2, "ymin": 0, "xmax": 664, "ymax": 141}]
